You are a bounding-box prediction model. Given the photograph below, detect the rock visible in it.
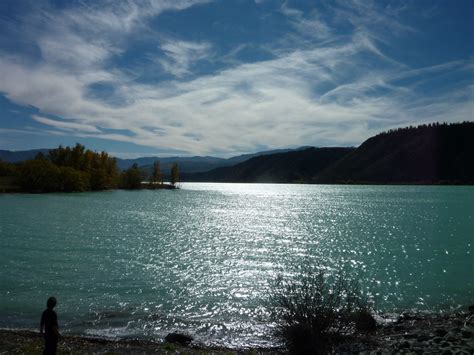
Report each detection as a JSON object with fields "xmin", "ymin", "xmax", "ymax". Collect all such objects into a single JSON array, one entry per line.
[
  {"xmin": 394, "ymin": 325, "xmax": 406, "ymax": 331},
  {"xmin": 417, "ymin": 334, "xmax": 430, "ymax": 342},
  {"xmin": 468, "ymin": 305, "xmax": 474, "ymax": 314},
  {"xmin": 433, "ymin": 337, "xmax": 443, "ymax": 344},
  {"xmin": 400, "ymin": 312, "xmax": 421, "ymax": 321},
  {"xmin": 399, "ymin": 341, "xmax": 411, "ymax": 349},
  {"xmin": 441, "ymin": 341, "xmax": 451, "ymax": 347},
  {"xmin": 353, "ymin": 310, "xmax": 377, "ymax": 333},
  {"xmin": 441, "ymin": 350, "xmax": 452, "ymax": 355},
  {"xmin": 435, "ymin": 329, "xmax": 448, "ymax": 337},
  {"xmin": 164, "ymin": 332, "xmax": 193, "ymax": 345},
  {"xmin": 461, "ymin": 330, "xmax": 472, "ymax": 338},
  {"xmin": 404, "ymin": 333, "xmax": 417, "ymax": 339}
]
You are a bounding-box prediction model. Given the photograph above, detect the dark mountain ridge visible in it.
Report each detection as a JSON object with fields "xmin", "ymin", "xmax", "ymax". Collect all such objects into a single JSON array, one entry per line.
[
  {"xmin": 314, "ymin": 122, "xmax": 474, "ymax": 184},
  {"xmin": 183, "ymin": 147, "xmax": 355, "ymax": 183}
]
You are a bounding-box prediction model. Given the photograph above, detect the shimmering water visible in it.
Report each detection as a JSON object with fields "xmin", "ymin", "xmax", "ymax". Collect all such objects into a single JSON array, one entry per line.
[{"xmin": 0, "ymin": 184, "xmax": 472, "ymax": 347}]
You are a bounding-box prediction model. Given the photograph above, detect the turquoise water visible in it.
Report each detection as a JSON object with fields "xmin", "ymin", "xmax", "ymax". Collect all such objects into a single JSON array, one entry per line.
[{"xmin": 0, "ymin": 184, "xmax": 472, "ymax": 347}]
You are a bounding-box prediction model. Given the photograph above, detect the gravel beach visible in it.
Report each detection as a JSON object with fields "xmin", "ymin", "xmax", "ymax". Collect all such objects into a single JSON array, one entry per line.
[{"xmin": 1, "ymin": 309, "xmax": 473, "ymax": 354}]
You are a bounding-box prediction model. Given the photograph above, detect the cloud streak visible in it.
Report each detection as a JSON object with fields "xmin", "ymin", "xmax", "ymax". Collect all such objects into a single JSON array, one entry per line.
[
  {"xmin": 159, "ymin": 39, "xmax": 213, "ymax": 77},
  {"xmin": 31, "ymin": 115, "xmax": 101, "ymax": 133},
  {"xmin": 0, "ymin": 0, "xmax": 472, "ymax": 156}
]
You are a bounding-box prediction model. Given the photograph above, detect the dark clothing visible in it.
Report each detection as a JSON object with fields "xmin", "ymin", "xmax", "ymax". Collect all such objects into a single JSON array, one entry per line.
[
  {"xmin": 43, "ymin": 335, "xmax": 57, "ymax": 355},
  {"xmin": 41, "ymin": 309, "xmax": 58, "ymax": 355}
]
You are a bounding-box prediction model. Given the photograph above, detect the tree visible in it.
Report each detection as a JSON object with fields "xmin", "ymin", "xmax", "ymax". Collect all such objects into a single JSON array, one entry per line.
[
  {"xmin": 152, "ymin": 161, "xmax": 163, "ymax": 185},
  {"xmin": 17, "ymin": 159, "xmax": 62, "ymax": 192},
  {"xmin": 0, "ymin": 160, "xmax": 16, "ymax": 177},
  {"xmin": 120, "ymin": 163, "xmax": 143, "ymax": 189},
  {"xmin": 59, "ymin": 167, "xmax": 89, "ymax": 192},
  {"xmin": 170, "ymin": 163, "xmax": 179, "ymax": 186},
  {"xmin": 48, "ymin": 143, "xmax": 119, "ymax": 190}
]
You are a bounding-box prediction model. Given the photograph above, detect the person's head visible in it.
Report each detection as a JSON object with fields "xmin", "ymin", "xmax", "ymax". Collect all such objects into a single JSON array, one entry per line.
[{"xmin": 46, "ymin": 296, "xmax": 57, "ymax": 310}]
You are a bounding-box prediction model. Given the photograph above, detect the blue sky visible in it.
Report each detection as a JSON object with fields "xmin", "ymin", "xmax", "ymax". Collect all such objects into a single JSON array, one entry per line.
[{"xmin": 0, "ymin": 0, "xmax": 472, "ymax": 158}]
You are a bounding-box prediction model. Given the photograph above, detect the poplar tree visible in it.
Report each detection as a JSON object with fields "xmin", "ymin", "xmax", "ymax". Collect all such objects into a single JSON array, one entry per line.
[
  {"xmin": 170, "ymin": 163, "xmax": 179, "ymax": 186},
  {"xmin": 152, "ymin": 161, "xmax": 162, "ymax": 185}
]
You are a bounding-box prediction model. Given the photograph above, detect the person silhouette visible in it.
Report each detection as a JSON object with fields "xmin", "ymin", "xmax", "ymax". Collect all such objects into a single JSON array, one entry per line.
[{"xmin": 40, "ymin": 296, "xmax": 61, "ymax": 355}]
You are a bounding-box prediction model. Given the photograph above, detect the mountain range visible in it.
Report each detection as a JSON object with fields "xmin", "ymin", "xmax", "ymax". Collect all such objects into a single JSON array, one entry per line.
[
  {"xmin": 1, "ymin": 122, "xmax": 473, "ymax": 184},
  {"xmin": 0, "ymin": 147, "xmax": 310, "ymax": 174},
  {"xmin": 182, "ymin": 147, "xmax": 355, "ymax": 183},
  {"xmin": 184, "ymin": 122, "xmax": 474, "ymax": 184}
]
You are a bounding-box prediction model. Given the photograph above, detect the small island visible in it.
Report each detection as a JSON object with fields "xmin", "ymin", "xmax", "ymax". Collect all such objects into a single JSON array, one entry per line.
[{"xmin": 0, "ymin": 144, "xmax": 180, "ymax": 193}]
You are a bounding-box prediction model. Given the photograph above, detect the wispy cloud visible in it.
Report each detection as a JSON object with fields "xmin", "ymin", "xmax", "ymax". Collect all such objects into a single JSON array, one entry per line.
[
  {"xmin": 0, "ymin": 0, "xmax": 472, "ymax": 156},
  {"xmin": 31, "ymin": 115, "xmax": 101, "ymax": 133},
  {"xmin": 280, "ymin": 2, "xmax": 331, "ymax": 40},
  {"xmin": 159, "ymin": 39, "xmax": 213, "ymax": 77}
]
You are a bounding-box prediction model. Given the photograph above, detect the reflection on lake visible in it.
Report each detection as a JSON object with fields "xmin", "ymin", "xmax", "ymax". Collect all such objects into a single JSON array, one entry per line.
[{"xmin": 0, "ymin": 184, "xmax": 472, "ymax": 347}]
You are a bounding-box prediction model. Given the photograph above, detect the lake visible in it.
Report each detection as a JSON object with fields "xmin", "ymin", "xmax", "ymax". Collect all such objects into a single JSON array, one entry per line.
[{"xmin": 0, "ymin": 183, "xmax": 472, "ymax": 347}]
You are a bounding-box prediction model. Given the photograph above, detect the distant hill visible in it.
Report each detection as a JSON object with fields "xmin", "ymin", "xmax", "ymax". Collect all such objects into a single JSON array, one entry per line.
[
  {"xmin": 116, "ymin": 156, "xmax": 227, "ymax": 172},
  {"xmin": 0, "ymin": 149, "xmax": 50, "ymax": 163},
  {"xmin": 0, "ymin": 146, "xmax": 312, "ymax": 175},
  {"xmin": 116, "ymin": 147, "xmax": 310, "ymax": 172},
  {"xmin": 314, "ymin": 122, "xmax": 474, "ymax": 184},
  {"xmin": 183, "ymin": 147, "xmax": 355, "ymax": 183},
  {"xmin": 224, "ymin": 146, "xmax": 312, "ymax": 165}
]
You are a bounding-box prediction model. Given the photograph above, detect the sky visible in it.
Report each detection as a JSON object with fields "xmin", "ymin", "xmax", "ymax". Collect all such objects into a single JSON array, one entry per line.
[{"xmin": 0, "ymin": 0, "xmax": 472, "ymax": 158}]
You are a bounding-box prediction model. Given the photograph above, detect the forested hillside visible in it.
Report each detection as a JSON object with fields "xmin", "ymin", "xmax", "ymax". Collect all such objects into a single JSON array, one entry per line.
[
  {"xmin": 183, "ymin": 147, "xmax": 355, "ymax": 183},
  {"xmin": 314, "ymin": 122, "xmax": 474, "ymax": 184}
]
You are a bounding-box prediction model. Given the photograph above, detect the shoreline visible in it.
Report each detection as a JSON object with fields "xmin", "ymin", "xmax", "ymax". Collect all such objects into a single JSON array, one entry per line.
[
  {"xmin": 1, "ymin": 309, "xmax": 472, "ymax": 354},
  {"xmin": 0, "ymin": 329, "xmax": 284, "ymax": 354},
  {"xmin": 2, "ymin": 182, "xmax": 474, "ymax": 194}
]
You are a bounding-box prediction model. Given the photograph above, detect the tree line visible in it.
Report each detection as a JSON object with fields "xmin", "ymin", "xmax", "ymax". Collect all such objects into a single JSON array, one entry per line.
[
  {"xmin": 377, "ymin": 121, "xmax": 473, "ymax": 136},
  {"xmin": 0, "ymin": 144, "xmax": 179, "ymax": 192}
]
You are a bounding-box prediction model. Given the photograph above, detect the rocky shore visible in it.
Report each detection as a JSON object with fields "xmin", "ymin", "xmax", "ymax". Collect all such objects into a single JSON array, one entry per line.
[
  {"xmin": 333, "ymin": 308, "xmax": 474, "ymax": 354},
  {"xmin": 1, "ymin": 309, "xmax": 473, "ymax": 354},
  {"xmin": 0, "ymin": 329, "xmax": 284, "ymax": 354}
]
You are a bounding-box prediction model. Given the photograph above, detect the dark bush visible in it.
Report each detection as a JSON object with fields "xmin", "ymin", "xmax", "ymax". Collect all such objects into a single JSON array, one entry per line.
[{"xmin": 270, "ymin": 266, "xmax": 373, "ymax": 354}]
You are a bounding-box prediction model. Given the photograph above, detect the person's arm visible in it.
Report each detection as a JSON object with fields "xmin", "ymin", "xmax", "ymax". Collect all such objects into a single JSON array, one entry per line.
[
  {"xmin": 52, "ymin": 324, "xmax": 61, "ymax": 338},
  {"xmin": 53, "ymin": 312, "xmax": 61, "ymax": 338}
]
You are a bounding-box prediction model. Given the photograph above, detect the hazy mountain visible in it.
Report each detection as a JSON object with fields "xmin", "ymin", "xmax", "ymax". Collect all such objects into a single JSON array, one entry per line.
[
  {"xmin": 314, "ymin": 122, "xmax": 474, "ymax": 184},
  {"xmin": 182, "ymin": 147, "xmax": 355, "ymax": 183},
  {"xmin": 0, "ymin": 149, "xmax": 50, "ymax": 163},
  {"xmin": 115, "ymin": 156, "xmax": 227, "ymax": 172},
  {"xmin": 224, "ymin": 146, "xmax": 312, "ymax": 165},
  {"xmin": 116, "ymin": 147, "xmax": 311, "ymax": 171},
  {"xmin": 0, "ymin": 146, "xmax": 312, "ymax": 175}
]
